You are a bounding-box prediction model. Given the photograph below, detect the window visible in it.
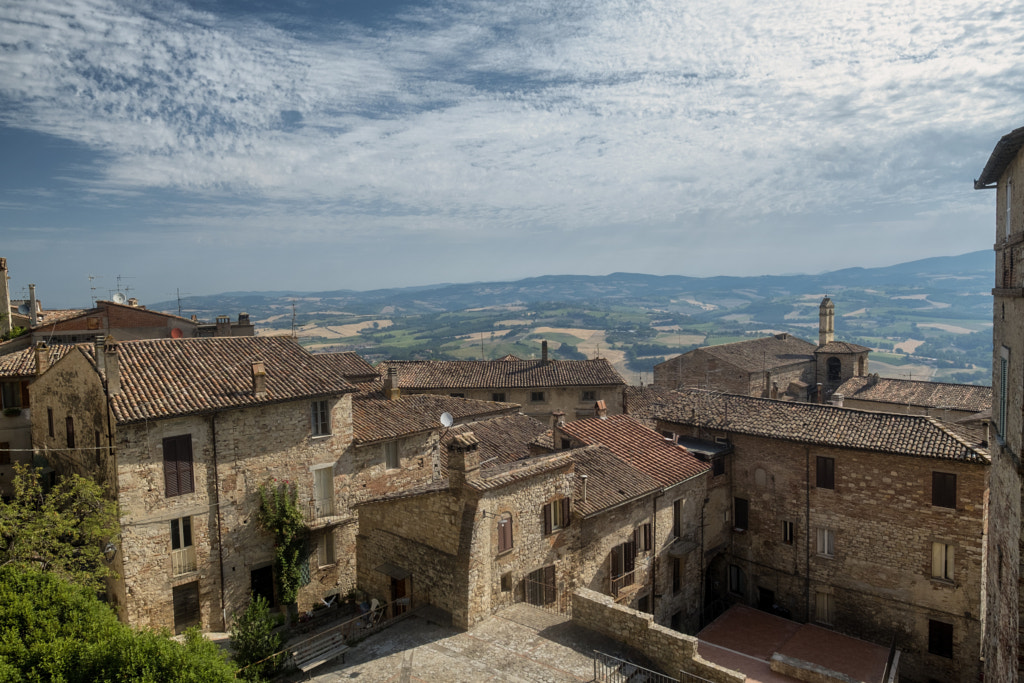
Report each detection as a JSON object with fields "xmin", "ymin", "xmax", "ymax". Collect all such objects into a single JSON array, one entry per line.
[
  {"xmin": 814, "ymin": 591, "xmax": 833, "ymax": 625},
  {"xmin": 610, "ymin": 538, "xmax": 637, "ymax": 595},
  {"xmin": 170, "ymin": 516, "xmax": 196, "ymax": 575},
  {"xmin": 531, "ymin": 391, "xmax": 545, "ymax": 402},
  {"xmin": 673, "ymin": 499, "xmax": 681, "ymax": 538},
  {"xmin": 581, "ymin": 390, "xmax": 596, "ymax": 402},
  {"xmin": 634, "ymin": 523, "xmax": 652, "ymax": 552},
  {"xmin": 317, "ymin": 529, "xmax": 335, "ymax": 567},
  {"xmin": 497, "ymin": 513, "xmax": 513, "ymax": 553},
  {"xmin": 47, "ymin": 408, "xmax": 54, "ymax": 437},
  {"xmin": 500, "ymin": 573, "xmax": 513, "ymax": 591},
  {"xmin": 826, "ymin": 357, "xmax": 841, "ymax": 382},
  {"xmin": 492, "ymin": 392, "xmax": 506, "ymax": 402},
  {"xmin": 816, "ymin": 456, "xmax": 834, "ymax": 489},
  {"xmin": 449, "ymin": 393, "xmax": 465, "ymax": 398},
  {"xmin": 928, "ymin": 619, "xmax": 954, "ymax": 658},
  {"xmin": 163, "ymin": 435, "xmax": 195, "ymax": 497},
  {"xmin": 384, "ymin": 441, "xmax": 400, "ymax": 470},
  {"xmin": 816, "ymin": 528, "xmax": 835, "ymax": 557},
  {"xmin": 0, "ymin": 382, "xmax": 20, "ymax": 410},
  {"xmin": 999, "ymin": 348, "xmax": 1009, "ymax": 437},
  {"xmin": 1007, "ymin": 178, "xmax": 1013, "ymax": 234},
  {"xmin": 728, "ymin": 564, "xmax": 745, "ymax": 596},
  {"xmin": 932, "ymin": 472, "xmax": 957, "ymax": 509},
  {"xmin": 311, "ymin": 399, "xmax": 330, "ymax": 436},
  {"xmin": 313, "ymin": 466, "xmax": 334, "ymax": 517},
  {"xmin": 65, "ymin": 416, "xmax": 75, "ymax": 449},
  {"xmin": 783, "ymin": 521, "xmax": 794, "ymax": 545},
  {"xmin": 543, "ymin": 497, "xmax": 570, "ymax": 534},
  {"xmin": 672, "ymin": 557, "xmax": 682, "ymax": 593},
  {"xmin": 0, "ymin": 443, "xmax": 10, "ymax": 466},
  {"xmin": 712, "ymin": 456, "xmax": 725, "ymax": 477},
  {"xmin": 932, "ymin": 542, "xmax": 954, "ymax": 582},
  {"xmin": 172, "ymin": 581, "xmax": 201, "ymax": 635},
  {"xmin": 734, "ymin": 498, "xmax": 749, "ymax": 531}
]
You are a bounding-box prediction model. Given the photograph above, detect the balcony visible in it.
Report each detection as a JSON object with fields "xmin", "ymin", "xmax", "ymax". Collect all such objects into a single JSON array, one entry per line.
[
  {"xmin": 306, "ymin": 498, "xmax": 351, "ymax": 529},
  {"xmin": 171, "ymin": 545, "xmax": 197, "ymax": 576},
  {"xmin": 609, "ymin": 570, "xmax": 637, "ymax": 598}
]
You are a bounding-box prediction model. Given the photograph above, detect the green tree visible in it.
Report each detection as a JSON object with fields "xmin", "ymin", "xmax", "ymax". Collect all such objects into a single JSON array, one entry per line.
[
  {"xmin": 0, "ymin": 566, "xmax": 238, "ymax": 682},
  {"xmin": 257, "ymin": 482, "xmax": 310, "ymax": 605},
  {"xmin": 0, "ymin": 465, "xmax": 119, "ymax": 591},
  {"xmin": 230, "ymin": 595, "xmax": 284, "ymax": 682}
]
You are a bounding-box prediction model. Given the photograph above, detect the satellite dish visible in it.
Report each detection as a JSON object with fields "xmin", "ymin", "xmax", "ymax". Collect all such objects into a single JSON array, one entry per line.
[
  {"xmin": 16, "ymin": 303, "xmax": 30, "ymax": 315},
  {"xmin": 112, "ymin": 292, "xmax": 127, "ymax": 304},
  {"xmin": 440, "ymin": 412, "xmax": 454, "ymax": 428}
]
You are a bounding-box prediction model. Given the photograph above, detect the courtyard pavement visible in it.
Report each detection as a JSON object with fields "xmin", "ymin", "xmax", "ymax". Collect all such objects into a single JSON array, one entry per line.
[{"xmin": 300, "ymin": 604, "xmax": 653, "ymax": 683}]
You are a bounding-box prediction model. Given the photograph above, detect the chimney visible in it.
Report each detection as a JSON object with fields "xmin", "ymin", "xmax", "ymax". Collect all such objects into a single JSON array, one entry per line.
[
  {"xmin": 542, "ymin": 340, "xmax": 548, "ymax": 363},
  {"xmin": 94, "ymin": 336, "xmax": 106, "ymax": 374},
  {"xmin": 127, "ymin": 297, "xmax": 139, "ymax": 307},
  {"xmin": 551, "ymin": 410, "xmax": 567, "ymax": 449},
  {"xmin": 105, "ymin": 342, "xmax": 120, "ymax": 395},
  {"xmin": 28, "ymin": 284, "xmax": 37, "ymax": 326},
  {"xmin": 816, "ymin": 383, "xmax": 824, "ymax": 404},
  {"xmin": 447, "ymin": 431, "xmax": 480, "ymax": 488},
  {"xmin": 867, "ymin": 373, "xmax": 880, "ymax": 387},
  {"xmin": 595, "ymin": 400, "xmax": 608, "ymax": 419},
  {"xmin": 238, "ymin": 312, "xmax": 250, "ymax": 326},
  {"xmin": 580, "ymin": 473, "xmax": 588, "ymax": 505},
  {"xmin": 830, "ymin": 393, "xmax": 844, "ymax": 407},
  {"xmin": 34, "ymin": 341, "xmax": 49, "ymax": 376},
  {"xmin": 252, "ymin": 361, "xmax": 267, "ymax": 398},
  {"xmin": 216, "ymin": 315, "xmax": 231, "ymax": 337},
  {"xmin": 384, "ymin": 367, "xmax": 401, "ymax": 400}
]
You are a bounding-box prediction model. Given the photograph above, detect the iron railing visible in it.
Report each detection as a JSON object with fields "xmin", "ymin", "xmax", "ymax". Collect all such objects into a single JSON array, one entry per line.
[{"xmin": 594, "ymin": 650, "xmax": 678, "ymax": 683}]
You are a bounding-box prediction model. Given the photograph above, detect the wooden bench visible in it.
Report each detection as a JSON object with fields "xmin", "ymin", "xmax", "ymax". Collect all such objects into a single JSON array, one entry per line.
[{"xmin": 291, "ymin": 630, "xmax": 351, "ymax": 675}]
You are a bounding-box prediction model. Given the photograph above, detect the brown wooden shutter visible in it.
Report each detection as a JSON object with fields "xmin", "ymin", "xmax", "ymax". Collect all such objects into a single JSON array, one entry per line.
[
  {"xmin": 178, "ymin": 436, "xmax": 194, "ymax": 494},
  {"xmin": 163, "ymin": 437, "xmax": 179, "ymax": 497},
  {"xmin": 20, "ymin": 382, "xmax": 29, "ymax": 408},
  {"xmin": 543, "ymin": 503, "xmax": 551, "ymax": 535},
  {"xmin": 561, "ymin": 497, "xmax": 570, "ymax": 527}
]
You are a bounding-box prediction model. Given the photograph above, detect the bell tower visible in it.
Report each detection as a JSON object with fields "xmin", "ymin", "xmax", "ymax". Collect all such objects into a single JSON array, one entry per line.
[{"xmin": 818, "ymin": 296, "xmax": 834, "ymax": 346}]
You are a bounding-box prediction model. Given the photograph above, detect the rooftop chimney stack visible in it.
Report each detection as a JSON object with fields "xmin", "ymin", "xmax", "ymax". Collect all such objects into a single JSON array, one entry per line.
[
  {"xmin": 595, "ymin": 400, "xmax": 608, "ymax": 420},
  {"xmin": 384, "ymin": 367, "xmax": 401, "ymax": 400},
  {"xmin": 551, "ymin": 410, "xmax": 567, "ymax": 449},
  {"xmin": 105, "ymin": 342, "xmax": 120, "ymax": 395},
  {"xmin": 580, "ymin": 473, "xmax": 588, "ymax": 504},
  {"xmin": 216, "ymin": 315, "xmax": 231, "ymax": 337},
  {"xmin": 34, "ymin": 341, "xmax": 49, "ymax": 376},
  {"xmin": 447, "ymin": 431, "xmax": 481, "ymax": 488},
  {"xmin": 28, "ymin": 284, "xmax": 37, "ymax": 326},
  {"xmin": 542, "ymin": 340, "xmax": 548, "ymax": 363},
  {"xmin": 94, "ymin": 336, "xmax": 106, "ymax": 374},
  {"xmin": 252, "ymin": 361, "xmax": 267, "ymax": 398}
]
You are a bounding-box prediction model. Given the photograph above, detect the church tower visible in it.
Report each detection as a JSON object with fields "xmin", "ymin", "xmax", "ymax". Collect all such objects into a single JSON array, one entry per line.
[{"xmin": 818, "ymin": 296, "xmax": 834, "ymax": 347}]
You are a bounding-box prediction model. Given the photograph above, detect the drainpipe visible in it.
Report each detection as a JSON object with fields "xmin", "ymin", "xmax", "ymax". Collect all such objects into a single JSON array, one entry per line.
[{"xmin": 212, "ymin": 412, "xmax": 227, "ymax": 630}]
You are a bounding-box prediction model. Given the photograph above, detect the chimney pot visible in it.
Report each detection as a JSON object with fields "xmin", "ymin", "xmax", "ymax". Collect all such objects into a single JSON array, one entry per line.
[
  {"xmin": 252, "ymin": 360, "xmax": 267, "ymax": 398},
  {"xmin": 580, "ymin": 473, "xmax": 588, "ymax": 504},
  {"xmin": 542, "ymin": 340, "xmax": 548, "ymax": 363},
  {"xmin": 595, "ymin": 400, "xmax": 607, "ymax": 419},
  {"xmin": 384, "ymin": 367, "xmax": 401, "ymax": 400},
  {"xmin": 94, "ymin": 336, "xmax": 106, "ymax": 373}
]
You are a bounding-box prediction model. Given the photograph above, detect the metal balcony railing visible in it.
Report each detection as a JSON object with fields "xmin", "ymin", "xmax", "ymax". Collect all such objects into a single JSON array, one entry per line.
[
  {"xmin": 609, "ymin": 569, "xmax": 637, "ymax": 598},
  {"xmin": 171, "ymin": 545, "xmax": 197, "ymax": 576},
  {"xmin": 307, "ymin": 498, "xmax": 334, "ymax": 521}
]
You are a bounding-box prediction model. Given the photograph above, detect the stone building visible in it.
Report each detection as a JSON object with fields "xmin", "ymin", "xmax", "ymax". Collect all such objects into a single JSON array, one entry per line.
[
  {"xmin": 377, "ymin": 343, "xmax": 626, "ymax": 420},
  {"xmin": 835, "ymin": 374, "xmax": 992, "ymax": 420},
  {"xmin": 629, "ymin": 387, "xmax": 990, "ymax": 683},
  {"xmin": 0, "ymin": 343, "xmax": 74, "ymax": 495},
  {"xmin": 975, "ymin": 124, "xmax": 1024, "ymax": 682},
  {"xmin": 653, "ymin": 297, "xmax": 869, "ymax": 401}
]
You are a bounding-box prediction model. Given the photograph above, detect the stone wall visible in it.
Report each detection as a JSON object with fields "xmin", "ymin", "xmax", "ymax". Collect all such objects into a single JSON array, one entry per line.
[
  {"xmin": 571, "ymin": 588, "xmax": 744, "ymax": 683},
  {"xmin": 578, "ymin": 494, "xmax": 656, "ymax": 609},
  {"xmin": 662, "ymin": 423, "xmax": 986, "ymax": 683},
  {"xmin": 652, "ymin": 478, "xmax": 708, "ymax": 633},
  {"xmin": 411, "ymin": 385, "xmax": 624, "ymax": 420}
]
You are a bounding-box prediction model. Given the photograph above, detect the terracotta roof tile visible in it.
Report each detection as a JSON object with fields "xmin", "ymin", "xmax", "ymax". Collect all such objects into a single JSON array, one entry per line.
[
  {"xmin": 635, "ymin": 387, "xmax": 988, "ymax": 464},
  {"xmin": 467, "ymin": 452, "xmax": 574, "ymax": 491},
  {"xmin": 835, "ymin": 376, "xmax": 991, "ymax": 413},
  {"xmin": 377, "ymin": 358, "xmax": 626, "ymax": 390},
  {"xmin": 353, "ymin": 394, "xmax": 520, "ymax": 444},
  {"xmin": 560, "ymin": 414, "xmax": 710, "ymax": 486},
  {"xmin": 0, "ymin": 344, "xmax": 77, "ymax": 378},
  {"xmin": 657, "ymin": 335, "xmax": 817, "ymax": 374},
  {"xmin": 98, "ymin": 337, "xmax": 358, "ymax": 424},
  {"xmin": 314, "ymin": 351, "xmax": 379, "ymax": 382},
  {"xmin": 441, "ymin": 414, "xmax": 549, "ymax": 469},
  {"xmin": 568, "ymin": 445, "xmax": 661, "ymax": 517},
  {"xmin": 817, "ymin": 340, "xmax": 871, "ymax": 354}
]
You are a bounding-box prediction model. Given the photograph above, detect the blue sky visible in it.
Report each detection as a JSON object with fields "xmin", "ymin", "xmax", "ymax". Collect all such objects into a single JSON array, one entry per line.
[{"xmin": 1, "ymin": 0, "xmax": 1022, "ymax": 308}]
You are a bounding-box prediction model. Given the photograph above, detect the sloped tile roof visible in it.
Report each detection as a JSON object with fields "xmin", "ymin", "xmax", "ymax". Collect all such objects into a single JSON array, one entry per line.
[
  {"xmin": 314, "ymin": 351, "xmax": 379, "ymax": 382},
  {"xmin": 377, "ymin": 358, "xmax": 626, "ymax": 389},
  {"xmin": 835, "ymin": 376, "xmax": 992, "ymax": 413},
  {"xmin": 568, "ymin": 444, "xmax": 661, "ymax": 517},
  {"xmin": 817, "ymin": 340, "xmax": 871, "ymax": 354},
  {"xmin": 96, "ymin": 337, "xmax": 358, "ymax": 424},
  {"xmin": 560, "ymin": 414, "xmax": 710, "ymax": 486},
  {"xmin": 467, "ymin": 452, "xmax": 574, "ymax": 491},
  {"xmin": 440, "ymin": 414, "xmax": 550, "ymax": 469},
  {"xmin": 353, "ymin": 394, "xmax": 520, "ymax": 444},
  {"xmin": 976, "ymin": 125, "xmax": 1024, "ymax": 188},
  {"xmin": 639, "ymin": 388, "xmax": 988, "ymax": 464},
  {"xmin": 658, "ymin": 334, "xmax": 816, "ymax": 374},
  {"xmin": 0, "ymin": 344, "xmax": 77, "ymax": 378}
]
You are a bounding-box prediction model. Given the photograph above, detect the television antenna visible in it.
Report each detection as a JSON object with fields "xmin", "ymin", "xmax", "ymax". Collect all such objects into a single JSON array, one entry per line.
[
  {"xmin": 87, "ymin": 274, "xmax": 103, "ymax": 306},
  {"xmin": 167, "ymin": 288, "xmax": 192, "ymax": 316}
]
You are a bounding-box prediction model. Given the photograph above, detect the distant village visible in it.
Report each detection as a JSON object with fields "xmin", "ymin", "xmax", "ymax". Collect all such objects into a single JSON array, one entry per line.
[{"xmin": 2, "ymin": 126, "xmax": 1024, "ymax": 683}]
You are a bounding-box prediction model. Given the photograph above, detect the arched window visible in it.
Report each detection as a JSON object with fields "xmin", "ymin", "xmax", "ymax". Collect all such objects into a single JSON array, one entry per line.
[
  {"xmin": 827, "ymin": 357, "xmax": 841, "ymax": 382},
  {"xmin": 497, "ymin": 513, "xmax": 513, "ymax": 553},
  {"xmin": 857, "ymin": 356, "xmax": 866, "ymax": 376}
]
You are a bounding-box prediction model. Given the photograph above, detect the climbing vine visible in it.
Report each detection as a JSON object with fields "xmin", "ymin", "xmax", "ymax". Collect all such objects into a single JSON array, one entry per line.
[{"xmin": 257, "ymin": 481, "xmax": 311, "ymax": 605}]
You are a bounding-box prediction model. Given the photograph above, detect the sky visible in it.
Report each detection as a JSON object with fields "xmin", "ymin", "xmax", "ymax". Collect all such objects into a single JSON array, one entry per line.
[{"xmin": 1, "ymin": 0, "xmax": 1022, "ymax": 308}]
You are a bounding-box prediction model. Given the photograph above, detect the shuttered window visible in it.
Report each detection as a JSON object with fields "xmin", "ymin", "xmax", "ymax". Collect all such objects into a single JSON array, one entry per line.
[
  {"xmin": 816, "ymin": 456, "xmax": 835, "ymax": 489},
  {"xmin": 932, "ymin": 542, "xmax": 954, "ymax": 581},
  {"xmin": 497, "ymin": 514, "xmax": 513, "ymax": 553},
  {"xmin": 65, "ymin": 416, "xmax": 75, "ymax": 449},
  {"xmin": 932, "ymin": 472, "xmax": 957, "ymax": 509},
  {"xmin": 163, "ymin": 435, "xmax": 195, "ymax": 497},
  {"xmin": 172, "ymin": 581, "xmax": 201, "ymax": 634},
  {"xmin": 634, "ymin": 523, "xmax": 652, "ymax": 552},
  {"xmin": 543, "ymin": 497, "xmax": 571, "ymax": 534}
]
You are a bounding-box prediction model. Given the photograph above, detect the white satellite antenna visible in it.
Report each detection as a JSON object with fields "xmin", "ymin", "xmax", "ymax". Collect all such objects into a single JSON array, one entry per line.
[
  {"xmin": 440, "ymin": 412, "xmax": 454, "ymax": 428},
  {"xmin": 112, "ymin": 292, "xmax": 127, "ymax": 305}
]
